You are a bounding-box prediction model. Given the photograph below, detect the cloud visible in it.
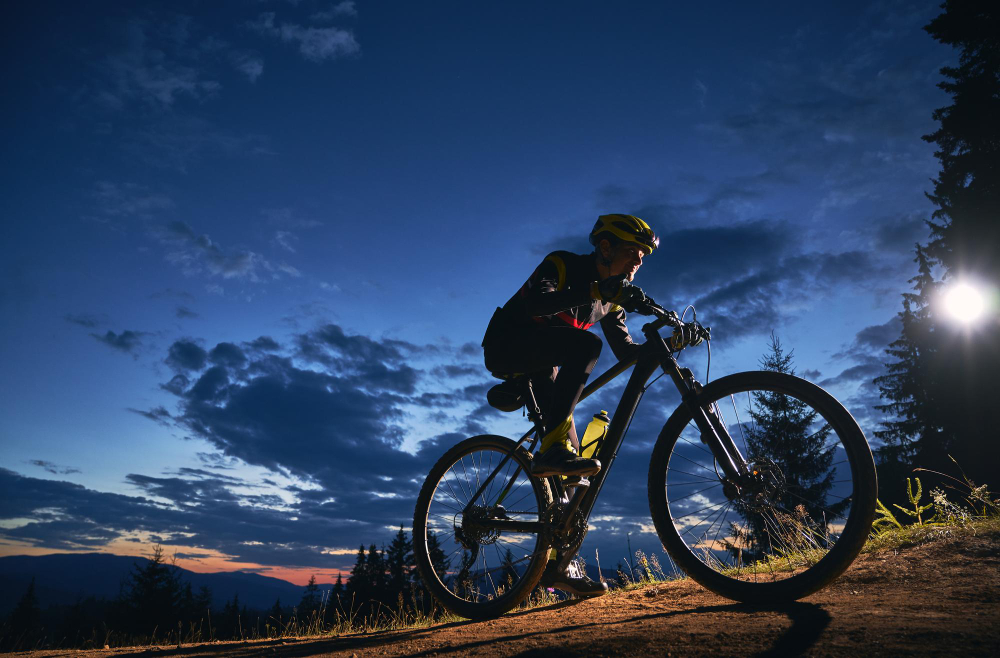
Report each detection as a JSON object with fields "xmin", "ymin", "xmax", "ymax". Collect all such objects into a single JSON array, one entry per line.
[
  {"xmin": 273, "ymin": 231, "xmax": 297, "ymax": 252},
  {"xmin": 100, "ymin": 17, "xmax": 222, "ymax": 108},
  {"xmin": 311, "ymin": 2, "xmax": 357, "ymax": 21},
  {"xmin": 229, "ymin": 51, "xmax": 264, "ymax": 82},
  {"xmin": 818, "ymin": 357, "xmax": 887, "ymax": 388},
  {"xmin": 91, "ymin": 329, "xmax": 147, "ymax": 355},
  {"xmin": 65, "ymin": 313, "xmax": 106, "ymax": 329},
  {"xmin": 128, "ymin": 406, "xmax": 173, "ymax": 427},
  {"xmin": 90, "ymin": 182, "xmax": 174, "ymax": 224},
  {"xmin": 176, "ymin": 305, "xmax": 199, "ymax": 319},
  {"xmin": 156, "ymin": 220, "xmax": 274, "ymax": 282},
  {"xmin": 27, "ymin": 460, "xmax": 81, "ymax": 475},
  {"xmin": 852, "ymin": 317, "xmax": 903, "ymax": 352},
  {"xmin": 123, "ymin": 115, "xmax": 272, "ymax": 173},
  {"xmin": 166, "ymin": 339, "xmax": 208, "ymax": 372},
  {"xmin": 249, "ymin": 12, "xmax": 360, "ymax": 62}
]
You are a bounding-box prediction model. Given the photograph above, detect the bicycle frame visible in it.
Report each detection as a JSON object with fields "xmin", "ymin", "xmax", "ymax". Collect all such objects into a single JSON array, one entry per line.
[{"xmin": 463, "ymin": 314, "xmax": 751, "ymax": 569}]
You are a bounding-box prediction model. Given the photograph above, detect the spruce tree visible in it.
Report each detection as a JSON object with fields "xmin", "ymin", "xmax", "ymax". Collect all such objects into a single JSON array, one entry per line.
[
  {"xmin": 424, "ymin": 530, "xmax": 449, "ymax": 582},
  {"xmin": 345, "ymin": 544, "xmax": 368, "ymax": 605},
  {"xmin": 876, "ymin": 0, "xmax": 1000, "ymax": 488},
  {"xmin": 6, "ymin": 577, "xmax": 42, "ymax": 650},
  {"xmin": 299, "ymin": 575, "xmax": 321, "ymax": 620},
  {"xmin": 366, "ymin": 544, "xmax": 387, "ymax": 605},
  {"xmin": 331, "ymin": 574, "xmax": 345, "ymax": 612},
  {"xmin": 120, "ymin": 545, "xmax": 182, "ymax": 635},
  {"xmin": 733, "ymin": 334, "xmax": 845, "ymax": 557},
  {"xmin": 385, "ymin": 526, "xmax": 413, "ymax": 605}
]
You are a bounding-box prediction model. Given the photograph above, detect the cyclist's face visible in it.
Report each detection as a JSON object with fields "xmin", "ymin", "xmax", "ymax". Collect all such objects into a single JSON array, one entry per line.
[{"xmin": 609, "ymin": 243, "xmax": 647, "ymax": 280}]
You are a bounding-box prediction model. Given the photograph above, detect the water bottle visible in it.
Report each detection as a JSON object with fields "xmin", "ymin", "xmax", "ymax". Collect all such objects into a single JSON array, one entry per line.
[{"xmin": 579, "ymin": 410, "xmax": 610, "ymax": 459}]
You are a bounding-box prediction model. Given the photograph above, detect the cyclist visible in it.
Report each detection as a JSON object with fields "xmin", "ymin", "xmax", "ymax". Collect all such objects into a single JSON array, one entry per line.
[{"xmin": 481, "ymin": 213, "xmax": 657, "ymax": 597}]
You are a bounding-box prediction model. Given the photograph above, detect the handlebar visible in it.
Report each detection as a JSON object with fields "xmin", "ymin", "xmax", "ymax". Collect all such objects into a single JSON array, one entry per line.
[{"xmin": 631, "ymin": 294, "xmax": 712, "ymax": 346}]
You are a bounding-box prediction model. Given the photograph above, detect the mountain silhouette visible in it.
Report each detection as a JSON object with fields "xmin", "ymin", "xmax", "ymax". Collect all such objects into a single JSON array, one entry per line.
[{"xmin": 0, "ymin": 553, "xmax": 334, "ymax": 614}]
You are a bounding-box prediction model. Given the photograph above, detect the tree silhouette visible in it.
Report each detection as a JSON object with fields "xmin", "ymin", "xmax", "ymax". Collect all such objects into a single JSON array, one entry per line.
[
  {"xmin": 876, "ymin": 0, "xmax": 1000, "ymax": 491},
  {"xmin": 330, "ymin": 574, "xmax": 345, "ymax": 612},
  {"xmin": 424, "ymin": 530, "xmax": 450, "ymax": 583},
  {"xmin": 345, "ymin": 544, "xmax": 369, "ymax": 608},
  {"xmin": 298, "ymin": 575, "xmax": 321, "ymax": 620},
  {"xmin": 731, "ymin": 334, "xmax": 845, "ymax": 559},
  {"xmin": 4, "ymin": 577, "xmax": 42, "ymax": 650},
  {"xmin": 385, "ymin": 526, "xmax": 413, "ymax": 604},
  {"xmin": 119, "ymin": 545, "xmax": 182, "ymax": 635}
]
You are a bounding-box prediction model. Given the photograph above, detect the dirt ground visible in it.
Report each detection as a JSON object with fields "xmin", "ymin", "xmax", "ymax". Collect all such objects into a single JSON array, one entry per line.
[{"xmin": 14, "ymin": 528, "xmax": 1000, "ymax": 657}]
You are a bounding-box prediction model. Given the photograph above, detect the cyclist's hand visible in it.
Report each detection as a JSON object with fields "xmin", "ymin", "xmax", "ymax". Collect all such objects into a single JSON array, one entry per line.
[{"xmin": 670, "ymin": 323, "xmax": 705, "ymax": 350}]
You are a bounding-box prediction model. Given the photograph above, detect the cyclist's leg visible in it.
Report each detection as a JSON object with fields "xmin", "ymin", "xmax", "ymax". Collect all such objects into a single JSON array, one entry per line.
[{"xmin": 485, "ymin": 327, "xmax": 602, "ymax": 475}]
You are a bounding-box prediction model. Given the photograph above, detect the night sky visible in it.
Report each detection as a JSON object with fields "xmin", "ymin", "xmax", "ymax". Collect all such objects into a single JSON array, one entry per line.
[{"xmin": 1, "ymin": 0, "xmax": 954, "ymax": 584}]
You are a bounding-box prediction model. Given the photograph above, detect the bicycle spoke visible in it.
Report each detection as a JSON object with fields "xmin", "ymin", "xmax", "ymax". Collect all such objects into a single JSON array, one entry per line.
[
  {"xmin": 658, "ymin": 378, "xmax": 873, "ymax": 588},
  {"xmin": 667, "ymin": 483, "xmax": 723, "ymax": 503}
]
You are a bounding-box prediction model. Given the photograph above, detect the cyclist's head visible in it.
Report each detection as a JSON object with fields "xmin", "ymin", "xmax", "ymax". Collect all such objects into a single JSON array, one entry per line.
[
  {"xmin": 590, "ymin": 214, "xmax": 657, "ymax": 279},
  {"xmin": 589, "ymin": 214, "xmax": 658, "ymax": 256}
]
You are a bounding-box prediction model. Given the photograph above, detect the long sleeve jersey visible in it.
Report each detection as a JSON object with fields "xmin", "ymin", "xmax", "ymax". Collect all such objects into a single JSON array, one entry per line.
[{"xmin": 483, "ymin": 251, "xmax": 640, "ymax": 362}]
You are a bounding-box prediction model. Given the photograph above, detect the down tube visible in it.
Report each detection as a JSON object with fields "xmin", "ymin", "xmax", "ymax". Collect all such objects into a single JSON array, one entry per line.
[{"xmin": 578, "ymin": 357, "xmax": 662, "ymax": 521}]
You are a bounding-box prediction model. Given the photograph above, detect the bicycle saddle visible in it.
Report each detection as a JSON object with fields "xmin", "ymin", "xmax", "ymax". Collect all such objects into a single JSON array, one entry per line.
[{"xmin": 486, "ymin": 374, "xmax": 526, "ymax": 412}]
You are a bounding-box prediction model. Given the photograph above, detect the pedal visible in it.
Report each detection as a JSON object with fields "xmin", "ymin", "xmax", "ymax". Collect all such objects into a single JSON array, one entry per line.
[{"xmin": 563, "ymin": 476, "xmax": 590, "ymax": 488}]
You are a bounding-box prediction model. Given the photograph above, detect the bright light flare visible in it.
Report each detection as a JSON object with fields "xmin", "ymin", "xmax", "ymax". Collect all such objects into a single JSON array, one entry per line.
[{"xmin": 943, "ymin": 283, "xmax": 985, "ymax": 323}]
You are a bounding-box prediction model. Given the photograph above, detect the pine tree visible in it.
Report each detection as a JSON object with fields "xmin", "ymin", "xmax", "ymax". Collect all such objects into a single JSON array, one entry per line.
[
  {"xmin": 345, "ymin": 544, "xmax": 368, "ymax": 605},
  {"xmin": 120, "ymin": 545, "xmax": 182, "ymax": 635},
  {"xmin": 384, "ymin": 526, "xmax": 413, "ymax": 605},
  {"xmin": 874, "ymin": 247, "xmax": 949, "ymax": 470},
  {"xmin": 6, "ymin": 577, "xmax": 42, "ymax": 650},
  {"xmin": 733, "ymin": 334, "xmax": 845, "ymax": 558},
  {"xmin": 331, "ymin": 574, "xmax": 345, "ymax": 612},
  {"xmin": 268, "ymin": 598, "xmax": 284, "ymax": 625},
  {"xmin": 501, "ymin": 548, "xmax": 517, "ymax": 588},
  {"xmin": 424, "ymin": 530, "xmax": 449, "ymax": 582},
  {"xmin": 366, "ymin": 544, "xmax": 387, "ymax": 605},
  {"xmin": 876, "ymin": 1, "xmax": 1000, "ymax": 488},
  {"xmin": 299, "ymin": 575, "xmax": 321, "ymax": 619}
]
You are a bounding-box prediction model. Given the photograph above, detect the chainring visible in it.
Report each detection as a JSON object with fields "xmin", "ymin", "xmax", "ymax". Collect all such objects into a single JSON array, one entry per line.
[{"xmin": 543, "ymin": 503, "xmax": 588, "ymax": 552}]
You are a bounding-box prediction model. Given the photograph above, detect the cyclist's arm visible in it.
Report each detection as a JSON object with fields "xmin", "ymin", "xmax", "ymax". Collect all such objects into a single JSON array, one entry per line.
[
  {"xmin": 520, "ymin": 255, "xmax": 593, "ymax": 317},
  {"xmin": 600, "ymin": 306, "xmax": 641, "ymax": 361}
]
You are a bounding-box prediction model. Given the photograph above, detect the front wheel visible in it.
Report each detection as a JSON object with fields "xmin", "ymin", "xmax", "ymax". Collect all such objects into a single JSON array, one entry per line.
[
  {"xmin": 413, "ymin": 435, "xmax": 553, "ymax": 619},
  {"xmin": 647, "ymin": 371, "xmax": 877, "ymax": 602}
]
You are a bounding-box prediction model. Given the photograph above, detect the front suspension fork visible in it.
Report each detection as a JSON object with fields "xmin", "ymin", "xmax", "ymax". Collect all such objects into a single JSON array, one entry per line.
[{"xmin": 675, "ymin": 367, "xmax": 749, "ymax": 483}]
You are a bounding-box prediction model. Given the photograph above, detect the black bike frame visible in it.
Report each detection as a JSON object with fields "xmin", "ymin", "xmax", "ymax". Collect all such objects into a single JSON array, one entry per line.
[{"xmin": 463, "ymin": 314, "xmax": 750, "ymax": 565}]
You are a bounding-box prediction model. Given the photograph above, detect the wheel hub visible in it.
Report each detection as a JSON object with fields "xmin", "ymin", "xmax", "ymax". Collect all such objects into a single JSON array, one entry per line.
[
  {"xmin": 456, "ymin": 505, "xmax": 503, "ymax": 548},
  {"xmin": 738, "ymin": 458, "xmax": 786, "ymax": 512}
]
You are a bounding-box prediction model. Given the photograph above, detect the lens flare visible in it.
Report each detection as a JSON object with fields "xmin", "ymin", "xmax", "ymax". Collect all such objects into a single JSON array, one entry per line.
[{"xmin": 943, "ymin": 283, "xmax": 985, "ymax": 323}]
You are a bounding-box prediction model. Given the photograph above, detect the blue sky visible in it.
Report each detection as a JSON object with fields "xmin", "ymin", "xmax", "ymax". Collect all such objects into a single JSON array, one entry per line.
[{"xmin": 1, "ymin": 0, "xmax": 953, "ymax": 583}]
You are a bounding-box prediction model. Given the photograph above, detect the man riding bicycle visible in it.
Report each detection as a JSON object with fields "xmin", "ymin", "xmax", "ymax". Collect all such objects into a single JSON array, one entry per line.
[{"xmin": 481, "ymin": 214, "xmax": 658, "ymax": 597}]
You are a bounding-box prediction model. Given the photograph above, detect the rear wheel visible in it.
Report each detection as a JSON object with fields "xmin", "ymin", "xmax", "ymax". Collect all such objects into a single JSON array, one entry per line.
[
  {"xmin": 647, "ymin": 371, "xmax": 877, "ymax": 602},
  {"xmin": 413, "ymin": 435, "xmax": 553, "ymax": 619}
]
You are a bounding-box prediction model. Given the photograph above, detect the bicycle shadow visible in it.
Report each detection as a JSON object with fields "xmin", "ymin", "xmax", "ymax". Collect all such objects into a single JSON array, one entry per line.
[{"xmin": 128, "ymin": 599, "xmax": 830, "ymax": 657}]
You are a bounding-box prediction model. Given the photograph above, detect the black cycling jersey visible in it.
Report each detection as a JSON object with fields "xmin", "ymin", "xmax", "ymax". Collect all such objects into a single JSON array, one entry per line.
[{"xmin": 482, "ymin": 250, "xmax": 640, "ymax": 362}]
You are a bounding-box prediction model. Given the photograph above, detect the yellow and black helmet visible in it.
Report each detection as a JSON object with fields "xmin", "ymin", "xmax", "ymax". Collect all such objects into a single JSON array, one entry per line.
[{"xmin": 589, "ymin": 214, "xmax": 659, "ymax": 254}]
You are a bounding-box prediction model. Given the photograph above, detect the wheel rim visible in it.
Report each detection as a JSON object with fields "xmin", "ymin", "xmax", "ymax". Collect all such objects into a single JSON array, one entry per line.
[
  {"xmin": 422, "ymin": 444, "xmax": 547, "ymax": 605},
  {"xmin": 663, "ymin": 382, "xmax": 863, "ymax": 585}
]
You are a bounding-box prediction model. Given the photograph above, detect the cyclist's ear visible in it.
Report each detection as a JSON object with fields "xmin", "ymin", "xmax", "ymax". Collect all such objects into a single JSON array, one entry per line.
[{"xmin": 597, "ymin": 238, "xmax": 613, "ymax": 265}]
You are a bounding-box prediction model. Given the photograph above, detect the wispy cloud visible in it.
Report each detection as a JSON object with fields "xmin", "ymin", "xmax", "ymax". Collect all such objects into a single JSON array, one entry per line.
[
  {"xmin": 311, "ymin": 2, "xmax": 358, "ymax": 21},
  {"xmin": 155, "ymin": 220, "xmax": 300, "ymax": 284},
  {"xmin": 91, "ymin": 329, "xmax": 148, "ymax": 356},
  {"xmin": 27, "ymin": 460, "xmax": 81, "ymax": 476},
  {"xmin": 89, "ymin": 182, "xmax": 174, "ymax": 225},
  {"xmin": 249, "ymin": 12, "xmax": 359, "ymax": 62}
]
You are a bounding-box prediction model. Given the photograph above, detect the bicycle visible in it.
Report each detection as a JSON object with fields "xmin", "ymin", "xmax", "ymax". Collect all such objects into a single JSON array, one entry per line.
[{"xmin": 412, "ymin": 296, "xmax": 878, "ymax": 620}]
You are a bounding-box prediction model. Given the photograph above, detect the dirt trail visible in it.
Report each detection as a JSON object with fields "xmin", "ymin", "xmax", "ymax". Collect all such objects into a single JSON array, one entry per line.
[{"xmin": 18, "ymin": 529, "xmax": 1000, "ymax": 657}]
